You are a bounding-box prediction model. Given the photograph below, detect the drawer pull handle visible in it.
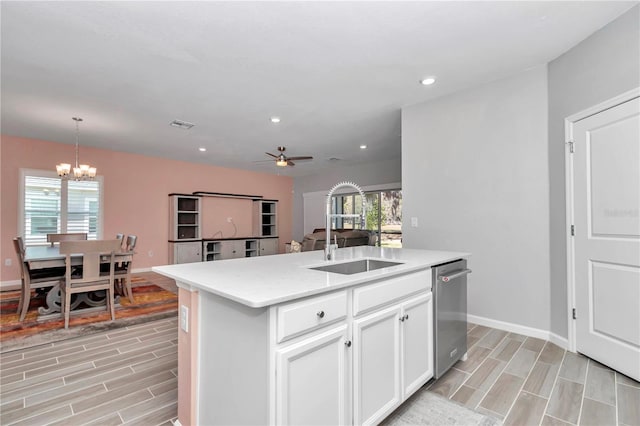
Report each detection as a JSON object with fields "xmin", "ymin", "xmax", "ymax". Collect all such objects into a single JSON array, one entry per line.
[
  {"xmin": 345, "ymin": 340, "xmax": 352, "ymax": 347},
  {"xmin": 405, "ymin": 314, "xmax": 409, "ymax": 321},
  {"xmin": 317, "ymin": 311, "xmax": 325, "ymax": 318},
  {"xmin": 399, "ymin": 314, "xmax": 409, "ymax": 322}
]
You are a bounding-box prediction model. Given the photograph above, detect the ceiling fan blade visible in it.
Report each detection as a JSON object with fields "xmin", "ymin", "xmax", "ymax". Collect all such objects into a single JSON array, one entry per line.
[
  {"xmin": 287, "ymin": 160, "xmax": 296, "ymax": 166},
  {"xmin": 265, "ymin": 152, "xmax": 278, "ymax": 158},
  {"xmin": 287, "ymin": 156, "xmax": 313, "ymax": 161}
]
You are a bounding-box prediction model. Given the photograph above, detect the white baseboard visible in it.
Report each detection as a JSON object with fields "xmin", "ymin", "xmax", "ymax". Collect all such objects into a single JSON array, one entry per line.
[
  {"xmin": 549, "ymin": 332, "xmax": 569, "ymax": 350},
  {"xmin": 172, "ymin": 420, "xmax": 182, "ymax": 426},
  {"xmin": 467, "ymin": 314, "xmax": 568, "ymax": 350},
  {"xmin": 132, "ymin": 267, "xmax": 152, "ymax": 274}
]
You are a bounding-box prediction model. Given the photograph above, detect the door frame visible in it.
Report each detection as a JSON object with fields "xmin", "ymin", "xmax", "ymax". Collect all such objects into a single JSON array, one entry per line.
[{"xmin": 564, "ymin": 87, "xmax": 640, "ymax": 352}]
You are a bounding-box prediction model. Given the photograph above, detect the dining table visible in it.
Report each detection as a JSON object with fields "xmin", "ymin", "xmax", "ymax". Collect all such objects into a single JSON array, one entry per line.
[{"xmin": 24, "ymin": 245, "xmax": 134, "ymax": 317}]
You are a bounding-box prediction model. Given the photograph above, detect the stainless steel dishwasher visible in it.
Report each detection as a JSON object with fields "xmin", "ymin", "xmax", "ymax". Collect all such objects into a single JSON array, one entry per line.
[{"xmin": 433, "ymin": 259, "xmax": 472, "ymax": 379}]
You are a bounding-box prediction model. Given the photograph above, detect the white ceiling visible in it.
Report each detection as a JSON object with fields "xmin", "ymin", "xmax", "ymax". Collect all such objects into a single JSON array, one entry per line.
[{"xmin": 1, "ymin": 1, "xmax": 635, "ymax": 177}]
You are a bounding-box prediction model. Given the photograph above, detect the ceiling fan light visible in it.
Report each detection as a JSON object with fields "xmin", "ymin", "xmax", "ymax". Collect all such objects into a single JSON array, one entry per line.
[{"xmin": 276, "ymin": 159, "xmax": 288, "ymax": 167}]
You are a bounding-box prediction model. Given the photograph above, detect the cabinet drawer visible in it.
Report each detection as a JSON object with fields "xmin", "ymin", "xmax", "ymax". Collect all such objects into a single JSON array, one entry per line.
[
  {"xmin": 277, "ymin": 291, "xmax": 348, "ymax": 343},
  {"xmin": 353, "ymin": 269, "xmax": 431, "ymax": 316}
]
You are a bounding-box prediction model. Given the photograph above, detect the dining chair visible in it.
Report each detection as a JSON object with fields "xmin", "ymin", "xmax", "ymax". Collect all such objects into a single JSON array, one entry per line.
[
  {"xmin": 47, "ymin": 233, "xmax": 88, "ymax": 247},
  {"xmin": 116, "ymin": 235, "xmax": 137, "ymax": 303},
  {"xmin": 59, "ymin": 239, "xmax": 122, "ymax": 329},
  {"xmin": 13, "ymin": 237, "xmax": 65, "ymax": 321}
]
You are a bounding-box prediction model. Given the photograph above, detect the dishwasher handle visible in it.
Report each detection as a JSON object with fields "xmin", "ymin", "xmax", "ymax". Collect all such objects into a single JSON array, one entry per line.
[{"xmin": 438, "ymin": 268, "xmax": 472, "ymax": 282}]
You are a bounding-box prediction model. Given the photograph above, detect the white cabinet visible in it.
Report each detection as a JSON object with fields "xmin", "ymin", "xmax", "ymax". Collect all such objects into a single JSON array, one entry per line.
[
  {"xmin": 353, "ymin": 283, "xmax": 433, "ymax": 425},
  {"xmin": 276, "ymin": 325, "xmax": 351, "ymax": 426},
  {"xmin": 402, "ymin": 293, "xmax": 433, "ymax": 397},
  {"xmin": 353, "ymin": 305, "xmax": 402, "ymax": 426},
  {"xmin": 259, "ymin": 238, "xmax": 279, "ymax": 256},
  {"xmin": 169, "ymin": 241, "xmax": 201, "ymax": 264},
  {"xmin": 191, "ymin": 268, "xmax": 433, "ymax": 426},
  {"xmin": 219, "ymin": 240, "xmax": 245, "ymax": 259}
]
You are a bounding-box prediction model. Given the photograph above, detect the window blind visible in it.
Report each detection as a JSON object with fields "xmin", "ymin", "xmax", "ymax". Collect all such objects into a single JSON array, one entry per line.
[{"xmin": 22, "ymin": 172, "xmax": 102, "ymax": 245}]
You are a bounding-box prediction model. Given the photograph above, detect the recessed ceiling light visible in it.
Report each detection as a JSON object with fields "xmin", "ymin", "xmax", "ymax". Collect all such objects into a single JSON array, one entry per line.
[
  {"xmin": 360, "ymin": 145, "xmax": 367, "ymax": 149},
  {"xmin": 270, "ymin": 117, "xmax": 281, "ymax": 123},
  {"xmin": 199, "ymin": 147, "xmax": 207, "ymax": 152},
  {"xmin": 420, "ymin": 77, "xmax": 436, "ymax": 86},
  {"xmin": 169, "ymin": 119, "xmax": 195, "ymax": 129}
]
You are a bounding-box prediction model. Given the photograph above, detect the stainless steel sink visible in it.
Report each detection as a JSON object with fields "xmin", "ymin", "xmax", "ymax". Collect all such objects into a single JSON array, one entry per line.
[{"xmin": 309, "ymin": 259, "xmax": 403, "ymax": 275}]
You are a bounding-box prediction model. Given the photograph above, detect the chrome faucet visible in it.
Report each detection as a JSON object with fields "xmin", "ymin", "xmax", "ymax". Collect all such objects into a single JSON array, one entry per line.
[{"xmin": 325, "ymin": 181, "xmax": 366, "ymax": 261}]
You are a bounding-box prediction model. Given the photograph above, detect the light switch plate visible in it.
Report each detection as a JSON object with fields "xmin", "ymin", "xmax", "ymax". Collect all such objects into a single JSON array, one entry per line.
[
  {"xmin": 411, "ymin": 217, "xmax": 419, "ymax": 228},
  {"xmin": 180, "ymin": 305, "xmax": 189, "ymax": 332}
]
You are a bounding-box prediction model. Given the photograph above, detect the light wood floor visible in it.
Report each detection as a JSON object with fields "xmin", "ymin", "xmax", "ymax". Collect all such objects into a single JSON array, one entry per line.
[
  {"xmin": 1, "ymin": 316, "xmax": 638, "ymax": 425},
  {"xmin": 429, "ymin": 323, "xmax": 640, "ymax": 426}
]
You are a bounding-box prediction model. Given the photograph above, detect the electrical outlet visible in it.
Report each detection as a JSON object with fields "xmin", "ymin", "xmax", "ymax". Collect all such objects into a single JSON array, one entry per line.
[
  {"xmin": 180, "ymin": 305, "xmax": 189, "ymax": 332},
  {"xmin": 4, "ymin": 258, "xmax": 12, "ymax": 267},
  {"xmin": 227, "ymin": 217, "xmax": 233, "ymax": 223},
  {"xmin": 411, "ymin": 217, "xmax": 419, "ymax": 228},
  {"xmin": 148, "ymin": 250, "xmax": 154, "ymax": 258}
]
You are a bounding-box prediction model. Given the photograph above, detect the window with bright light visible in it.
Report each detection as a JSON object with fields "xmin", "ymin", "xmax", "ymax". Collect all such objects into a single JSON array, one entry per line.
[
  {"xmin": 332, "ymin": 189, "xmax": 402, "ymax": 248},
  {"xmin": 19, "ymin": 169, "xmax": 103, "ymax": 245}
]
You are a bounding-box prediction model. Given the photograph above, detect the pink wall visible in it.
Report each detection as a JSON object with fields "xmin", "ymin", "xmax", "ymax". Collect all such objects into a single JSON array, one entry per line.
[{"xmin": 1, "ymin": 135, "xmax": 293, "ymax": 282}]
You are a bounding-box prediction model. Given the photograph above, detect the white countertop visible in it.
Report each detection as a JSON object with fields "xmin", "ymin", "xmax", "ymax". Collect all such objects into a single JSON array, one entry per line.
[{"xmin": 153, "ymin": 246, "xmax": 469, "ymax": 308}]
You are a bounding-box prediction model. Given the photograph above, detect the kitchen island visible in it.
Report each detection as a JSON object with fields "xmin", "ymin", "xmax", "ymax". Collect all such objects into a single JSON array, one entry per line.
[{"xmin": 153, "ymin": 246, "xmax": 469, "ymax": 426}]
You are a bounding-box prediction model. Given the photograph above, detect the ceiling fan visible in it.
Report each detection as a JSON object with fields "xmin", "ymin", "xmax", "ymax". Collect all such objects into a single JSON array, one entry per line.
[{"xmin": 265, "ymin": 146, "xmax": 313, "ymax": 167}]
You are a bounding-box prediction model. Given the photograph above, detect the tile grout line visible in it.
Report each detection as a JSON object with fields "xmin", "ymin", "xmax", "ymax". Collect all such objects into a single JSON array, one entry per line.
[
  {"xmin": 539, "ymin": 344, "xmax": 568, "ymax": 426},
  {"xmin": 574, "ymin": 358, "xmax": 589, "ymax": 426},
  {"xmin": 500, "ymin": 338, "xmax": 546, "ymax": 424},
  {"xmin": 471, "ymin": 331, "xmax": 513, "ymax": 413}
]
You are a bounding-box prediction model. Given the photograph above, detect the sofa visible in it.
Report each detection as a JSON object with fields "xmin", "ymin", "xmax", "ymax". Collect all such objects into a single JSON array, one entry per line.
[{"xmin": 301, "ymin": 229, "xmax": 374, "ymax": 252}]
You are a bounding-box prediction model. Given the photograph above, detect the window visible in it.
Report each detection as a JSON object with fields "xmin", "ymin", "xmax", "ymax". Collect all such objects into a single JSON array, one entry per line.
[
  {"xmin": 332, "ymin": 189, "xmax": 402, "ymax": 248},
  {"xmin": 19, "ymin": 169, "xmax": 104, "ymax": 245}
]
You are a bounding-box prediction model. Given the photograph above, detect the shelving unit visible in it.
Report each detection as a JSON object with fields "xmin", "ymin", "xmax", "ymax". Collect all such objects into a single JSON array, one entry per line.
[
  {"xmin": 169, "ymin": 194, "xmax": 202, "ymax": 264},
  {"xmin": 169, "ymin": 192, "xmax": 279, "ymax": 264},
  {"xmin": 245, "ymin": 239, "xmax": 258, "ymax": 257},
  {"xmin": 170, "ymin": 195, "xmax": 201, "ymax": 241},
  {"xmin": 203, "ymin": 241, "xmax": 222, "ymax": 261},
  {"xmin": 253, "ymin": 200, "xmax": 278, "ymax": 237}
]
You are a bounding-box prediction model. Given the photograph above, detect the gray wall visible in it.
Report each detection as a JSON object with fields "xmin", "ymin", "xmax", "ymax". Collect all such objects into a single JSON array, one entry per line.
[
  {"xmin": 292, "ymin": 157, "xmax": 401, "ymax": 240},
  {"xmin": 547, "ymin": 5, "xmax": 640, "ymax": 338},
  {"xmin": 402, "ymin": 66, "xmax": 551, "ymax": 331}
]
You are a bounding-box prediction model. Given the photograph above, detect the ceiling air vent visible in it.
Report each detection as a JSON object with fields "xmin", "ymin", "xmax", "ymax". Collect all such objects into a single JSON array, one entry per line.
[{"xmin": 169, "ymin": 119, "xmax": 195, "ymax": 129}]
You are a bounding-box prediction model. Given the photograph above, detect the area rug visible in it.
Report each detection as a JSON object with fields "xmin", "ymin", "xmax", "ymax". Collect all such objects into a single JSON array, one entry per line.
[
  {"xmin": 0, "ymin": 276, "xmax": 178, "ymax": 352},
  {"xmin": 381, "ymin": 390, "xmax": 502, "ymax": 426}
]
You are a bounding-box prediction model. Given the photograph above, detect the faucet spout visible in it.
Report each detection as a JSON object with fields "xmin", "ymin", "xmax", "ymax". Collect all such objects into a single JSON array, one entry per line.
[{"xmin": 325, "ymin": 181, "xmax": 366, "ymax": 261}]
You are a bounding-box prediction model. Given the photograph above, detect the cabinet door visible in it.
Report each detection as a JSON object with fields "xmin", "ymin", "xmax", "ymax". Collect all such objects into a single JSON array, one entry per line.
[
  {"xmin": 219, "ymin": 240, "xmax": 244, "ymax": 259},
  {"xmin": 276, "ymin": 325, "xmax": 350, "ymax": 426},
  {"xmin": 353, "ymin": 305, "xmax": 401, "ymax": 426},
  {"xmin": 259, "ymin": 238, "xmax": 279, "ymax": 256},
  {"xmin": 401, "ymin": 292, "xmax": 433, "ymax": 398},
  {"xmin": 174, "ymin": 242, "xmax": 201, "ymax": 264}
]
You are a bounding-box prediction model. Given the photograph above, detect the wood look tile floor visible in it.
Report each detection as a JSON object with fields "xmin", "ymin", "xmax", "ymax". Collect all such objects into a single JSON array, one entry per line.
[
  {"xmin": 1, "ymin": 313, "xmax": 639, "ymax": 425},
  {"xmin": 428, "ymin": 323, "xmax": 640, "ymax": 426},
  {"xmin": 0, "ymin": 318, "xmax": 178, "ymax": 426}
]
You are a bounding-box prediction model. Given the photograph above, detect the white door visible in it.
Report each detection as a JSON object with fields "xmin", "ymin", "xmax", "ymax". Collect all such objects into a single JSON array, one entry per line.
[
  {"xmin": 401, "ymin": 293, "xmax": 433, "ymax": 397},
  {"xmin": 353, "ymin": 305, "xmax": 401, "ymax": 426},
  {"xmin": 275, "ymin": 325, "xmax": 351, "ymax": 426},
  {"xmin": 571, "ymin": 95, "xmax": 640, "ymax": 381}
]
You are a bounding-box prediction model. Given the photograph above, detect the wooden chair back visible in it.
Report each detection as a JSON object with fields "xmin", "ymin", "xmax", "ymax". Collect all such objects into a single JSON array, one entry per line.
[
  {"xmin": 116, "ymin": 233, "xmax": 125, "ymax": 245},
  {"xmin": 47, "ymin": 233, "xmax": 88, "ymax": 246},
  {"xmin": 125, "ymin": 235, "xmax": 137, "ymax": 251},
  {"xmin": 59, "ymin": 239, "xmax": 122, "ymax": 282},
  {"xmin": 12, "ymin": 237, "xmax": 27, "ymax": 279}
]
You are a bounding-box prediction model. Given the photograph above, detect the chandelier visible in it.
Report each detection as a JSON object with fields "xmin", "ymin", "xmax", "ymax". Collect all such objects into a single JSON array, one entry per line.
[{"xmin": 56, "ymin": 117, "xmax": 96, "ymax": 180}]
